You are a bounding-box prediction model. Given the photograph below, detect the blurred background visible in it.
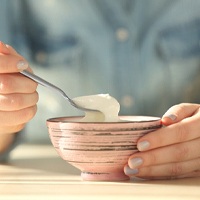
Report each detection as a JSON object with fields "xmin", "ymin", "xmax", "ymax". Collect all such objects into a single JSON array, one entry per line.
[{"xmin": 1, "ymin": 0, "xmax": 200, "ymax": 143}]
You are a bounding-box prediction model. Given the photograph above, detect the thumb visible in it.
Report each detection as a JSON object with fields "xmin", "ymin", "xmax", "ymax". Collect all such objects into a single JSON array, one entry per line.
[
  {"xmin": 0, "ymin": 41, "xmax": 10, "ymax": 54},
  {"xmin": 0, "ymin": 41, "xmax": 29, "ymax": 73},
  {"xmin": 162, "ymin": 103, "xmax": 200, "ymax": 126},
  {"xmin": 0, "ymin": 41, "xmax": 20, "ymax": 56}
]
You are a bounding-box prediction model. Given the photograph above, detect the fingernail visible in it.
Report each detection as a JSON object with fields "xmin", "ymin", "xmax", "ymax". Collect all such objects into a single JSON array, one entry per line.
[
  {"xmin": 137, "ymin": 141, "xmax": 150, "ymax": 151},
  {"xmin": 124, "ymin": 166, "xmax": 139, "ymax": 175},
  {"xmin": 130, "ymin": 157, "xmax": 143, "ymax": 168},
  {"xmin": 165, "ymin": 114, "xmax": 177, "ymax": 121},
  {"xmin": 17, "ymin": 60, "xmax": 29, "ymax": 70}
]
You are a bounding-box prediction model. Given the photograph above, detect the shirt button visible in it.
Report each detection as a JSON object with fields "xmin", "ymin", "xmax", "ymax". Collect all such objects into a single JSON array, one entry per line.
[
  {"xmin": 121, "ymin": 95, "xmax": 134, "ymax": 108},
  {"xmin": 35, "ymin": 51, "xmax": 47, "ymax": 64},
  {"xmin": 116, "ymin": 28, "xmax": 129, "ymax": 42}
]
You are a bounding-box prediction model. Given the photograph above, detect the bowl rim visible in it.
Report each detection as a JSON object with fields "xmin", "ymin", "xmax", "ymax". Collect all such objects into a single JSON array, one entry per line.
[{"xmin": 46, "ymin": 115, "xmax": 161, "ymax": 124}]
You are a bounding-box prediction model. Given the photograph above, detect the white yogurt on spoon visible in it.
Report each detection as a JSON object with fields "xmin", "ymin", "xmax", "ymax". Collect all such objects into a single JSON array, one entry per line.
[{"xmin": 73, "ymin": 94, "xmax": 120, "ymax": 122}]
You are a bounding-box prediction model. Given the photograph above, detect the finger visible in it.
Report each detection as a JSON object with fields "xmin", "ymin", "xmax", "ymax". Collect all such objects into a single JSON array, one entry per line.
[
  {"xmin": 0, "ymin": 41, "xmax": 10, "ymax": 54},
  {"xmin": 0, "ymin": 41, "xmax": 20, "ymax": 56},
  {"xmin": 162, "ymin": 103, "xmax": 200, "ymax": 126},
  {"xmin": 128, "ymin": 138, "xmax": 200, "ymax": 169},
  {"xmin": 137, "ymin": 110, "xmax": 200, "ymax": 151},
  {"xmin": 0, "ymin": 53, "xmax": 29, "ymax": 72},
  {"xmin": 175, "ymin": 170, "xmax": 200, "ymax": 179},
  {"xmin": 0, "ymin": 105, "xmax": 37, "ymax": 126},
  {"xmin": 128, "ymin": 171, "xmax": 200, "ymax": 180},
  {"xmin": 0, "ymin": 92, "xmax": 39, "ymax": 111},
  {"xmin": 0, "ymin": 42, "xmax": 33, "ymax": 73},
  {"xmin": 5, "ymin": 44, "xmax": 20, "ymax": 56},
  {"xmin": 0, "ymin": 73, "xmax": 37, "ymax": 94},
  {"xmin": 124, "ymin": 158, "xmax": 200, "ymax": 178}
]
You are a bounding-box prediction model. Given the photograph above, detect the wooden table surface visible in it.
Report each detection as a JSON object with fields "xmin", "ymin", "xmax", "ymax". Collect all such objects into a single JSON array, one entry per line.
[{"xmin": 0, "ymin": 144, "xmax": 199, "ymax": 200}]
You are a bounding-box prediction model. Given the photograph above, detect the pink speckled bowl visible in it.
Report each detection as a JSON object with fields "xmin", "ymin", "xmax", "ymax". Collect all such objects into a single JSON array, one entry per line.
[{"xmin": 46, "ymin": 116, "xmax": 161, "ymax": 181}]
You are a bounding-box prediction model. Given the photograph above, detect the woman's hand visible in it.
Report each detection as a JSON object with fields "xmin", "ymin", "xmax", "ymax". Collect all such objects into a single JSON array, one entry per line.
[
  {"xmin": 0, "ymin": 41, "xmax": 38, "ymax": 152},
  {"xmin": 124, "ymin": 103, "xmax": 200, "ymax": 179}
]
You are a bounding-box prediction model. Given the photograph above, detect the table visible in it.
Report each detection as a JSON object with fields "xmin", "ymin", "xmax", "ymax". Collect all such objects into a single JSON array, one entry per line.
[{"xmin": 0, "ymin": 144, "xmax": 199, "ymax": 200}]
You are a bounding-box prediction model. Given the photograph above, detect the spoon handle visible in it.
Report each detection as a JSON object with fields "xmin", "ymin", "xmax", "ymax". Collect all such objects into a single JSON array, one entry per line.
[
  {"xmin": 20, "ymin": 70, "xmax": 95, "ymax": 112},
  {"xmin": 20, "ymin": 70, "xmax": 71, "ymax": 102}
]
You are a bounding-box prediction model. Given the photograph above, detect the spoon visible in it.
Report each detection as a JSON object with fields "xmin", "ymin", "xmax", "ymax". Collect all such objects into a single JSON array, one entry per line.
[{"xmin": 20, "ymin": 70, "xmax": 96, "ymax": 112}]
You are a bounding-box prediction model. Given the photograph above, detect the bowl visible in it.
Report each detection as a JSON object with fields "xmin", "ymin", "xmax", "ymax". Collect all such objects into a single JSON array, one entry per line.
[{"xmin": 46, "ymin": 116, "xmax": 161, "ymax": 181}]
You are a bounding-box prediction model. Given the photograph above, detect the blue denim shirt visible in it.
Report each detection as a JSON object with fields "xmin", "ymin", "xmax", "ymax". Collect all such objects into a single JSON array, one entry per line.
[{"xmin": 1, "ymin": 0, "xmax": 200, "ymax": 143}]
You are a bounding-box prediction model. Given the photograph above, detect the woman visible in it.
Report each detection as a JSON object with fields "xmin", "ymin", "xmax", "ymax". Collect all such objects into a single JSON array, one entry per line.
[{"xmin": 0, "ymin": 0, "xmax": 200, "ymax": 179}]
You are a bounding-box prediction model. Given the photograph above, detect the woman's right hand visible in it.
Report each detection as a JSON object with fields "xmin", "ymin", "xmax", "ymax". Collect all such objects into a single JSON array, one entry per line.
[{"xmin": 0, "ymin": 41, "xmax": 38, "ymax": 137}]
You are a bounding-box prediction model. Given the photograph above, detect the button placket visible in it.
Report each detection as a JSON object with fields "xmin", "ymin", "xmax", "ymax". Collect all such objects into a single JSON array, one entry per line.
[{"xmin": 116, "ymin": 27, "xmax": 129, "ymax": 42}]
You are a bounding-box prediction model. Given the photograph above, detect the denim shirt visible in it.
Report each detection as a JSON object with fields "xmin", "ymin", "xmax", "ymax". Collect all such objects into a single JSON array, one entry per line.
[{"xmin": 1, "ymin": 0, "xmax": 200, "ymax": 143}]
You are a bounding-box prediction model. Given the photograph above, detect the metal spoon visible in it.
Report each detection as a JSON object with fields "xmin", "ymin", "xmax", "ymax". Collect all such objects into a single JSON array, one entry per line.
[{"xmin": 20, "ymin": 70, "xmax": 96, "ymax": 112}]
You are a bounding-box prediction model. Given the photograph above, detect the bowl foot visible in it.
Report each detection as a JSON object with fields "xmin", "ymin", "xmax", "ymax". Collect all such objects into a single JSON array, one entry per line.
[{"xmin": 81, "ymin": 171, "xmax": 129, "ymax": 181}]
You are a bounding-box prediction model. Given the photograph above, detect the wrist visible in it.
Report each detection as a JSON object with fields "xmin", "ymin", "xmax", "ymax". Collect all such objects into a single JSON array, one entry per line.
[{"xmin": 0, "ymin": 133, "xmax": 15, "ymax": 153}]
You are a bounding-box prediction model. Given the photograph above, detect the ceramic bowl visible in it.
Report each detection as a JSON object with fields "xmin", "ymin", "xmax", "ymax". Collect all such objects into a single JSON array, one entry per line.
[{"xmin": 46, "ymin": 116, "xmax": 161, "ymax": 181}]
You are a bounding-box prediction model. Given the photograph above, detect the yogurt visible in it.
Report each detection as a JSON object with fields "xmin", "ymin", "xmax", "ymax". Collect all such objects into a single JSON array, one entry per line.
[{"xmin": 73, "ymin": 94, "xmax": 120, "ymax": 122}]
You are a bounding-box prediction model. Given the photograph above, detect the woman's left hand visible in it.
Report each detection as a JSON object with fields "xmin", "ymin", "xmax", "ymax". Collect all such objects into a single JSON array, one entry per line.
[{"xmin": 124, "ymin": 103, "xmax": 200, "ymax": 179}]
